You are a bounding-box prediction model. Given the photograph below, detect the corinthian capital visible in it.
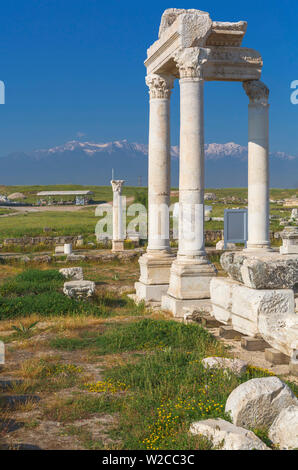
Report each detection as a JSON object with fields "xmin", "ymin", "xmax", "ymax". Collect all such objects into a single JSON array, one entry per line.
[
  {"xmin": 145, "ymin": 74, "xmax": 174, "ymax": 99},
  {"xmin": 173, "ymin": 47, "xmax": 210, "ymax": 79},
  {"xmin": 111, "ymin": 180, "xmax": 125, "ymax": 194},
  {"xmin": 243, "ymin": 80, "xmax": 269, "ymax": 105}
]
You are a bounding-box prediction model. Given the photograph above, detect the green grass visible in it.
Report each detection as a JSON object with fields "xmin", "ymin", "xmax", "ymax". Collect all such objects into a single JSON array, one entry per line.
[
  {"xmin": 50, "ymin": 318, "xmax": 218, "ymax": 354},
  {"xmin": 49, "ymin": 317, "xmax": 286, "ymax": 450}
]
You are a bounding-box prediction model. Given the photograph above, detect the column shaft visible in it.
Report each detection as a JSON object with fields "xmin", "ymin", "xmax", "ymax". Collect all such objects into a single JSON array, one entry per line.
[
  {"xmin": 243, "ymin": 80, "xmax": 271, "ymax": 251},
  {"xmin": 178, "ymin": 78, "xmax": 205, "ymax": 258},
  {"xmin": 148, "ymin": 96, "xmax": 171, "ymax": 252}
]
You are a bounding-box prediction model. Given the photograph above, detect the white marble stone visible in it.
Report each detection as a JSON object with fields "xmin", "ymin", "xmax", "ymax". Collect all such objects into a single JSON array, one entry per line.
[
  {"xmin": 111, "ymin": 180, "xmax": 125, "ymax": 252},
  {"xmin": 211, "ymin": 276, "xmax": 298, "ymax": 355},
  {"xmin": 225, "ymin": 377, "xmax": 298, "ymax": 429},
  {"xmin": 63, "ymin": 280, "xmax": 95, "ymax": 299},
  {"xmin": 190, "ymin": 418, "xmax": 270, "ymax": 450},
  {"xmin": 243, "ymin": 80, "xmax": 271, "ymax": 252},
  {"xmin": 269, "ymin": 406, "xmax": 298, "ymax": 450},
  {"xmin": 59, "ymin": 267, "xmax": 84, "ymax": 281}
]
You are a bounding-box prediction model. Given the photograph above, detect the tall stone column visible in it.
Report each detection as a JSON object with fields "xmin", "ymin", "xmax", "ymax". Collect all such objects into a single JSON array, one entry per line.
[
  {"xmin": 243, "ymin": 80, "xmax": 271, "ymax": 251},
  {"xmin": 135, "ymin": 73, "xmax": 175, "ymax": 302},
  {"xmin": 162, "ymin": 47, "xmax": 216, "ymax": 317},
  {"xmin": 111, "ymin": 180, "xmax": 125, "ymax": 252}
]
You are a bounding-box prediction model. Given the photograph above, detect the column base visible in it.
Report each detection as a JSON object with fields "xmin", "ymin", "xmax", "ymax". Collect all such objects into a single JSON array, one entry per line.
[
  {"xmin": 135, "ymin": 251, "xmax": 175, "ymax": 302},
  {"xmin": 161, "ymin": 294, "xmax": 212, "ymax": 318},
  {"xmin": 112, "ymin": 240, "xmax": 125, "ymax": 252},
  {"xmin": 135, "ymin": 281, "xmax": 169, "ymax": 303},
  {"xmin": 244, "ymin": 242, "xmax": 272, "ymax": 252},
  {"xmin": 138, "ymin": 251, "xmax": 175, "ymax": 285},
  {"xmin": 167, "ymin": 256, "xmax": 217, "ymax": 301}
]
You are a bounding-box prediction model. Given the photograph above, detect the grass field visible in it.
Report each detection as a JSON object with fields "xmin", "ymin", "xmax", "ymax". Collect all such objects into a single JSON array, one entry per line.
[
  {"xmin": 0, "ymin": 186, "xmax": 296, "ymax": 243},
  {"xmin": 1, "ymin": 263, "xmax": 297, "ymax": 450}
]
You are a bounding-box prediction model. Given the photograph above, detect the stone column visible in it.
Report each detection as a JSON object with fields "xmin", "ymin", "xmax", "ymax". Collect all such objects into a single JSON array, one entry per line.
[
  {"xmin": 243, "ymin": 80, "xmax": 271, "ymax": 251},
  {"xmin": 135, "ymin": 73, "xmax": 175, "ymax": 302},
  {"xmin": 111, "ymin": 180, "xmax": 125, "ymax": 252},
  {"xmin": 162, "ymin": 48, "xmax": 217, "ymax": 317}
]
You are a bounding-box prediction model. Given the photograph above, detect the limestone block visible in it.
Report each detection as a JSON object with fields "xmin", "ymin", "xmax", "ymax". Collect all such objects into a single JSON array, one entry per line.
[
  {"xmin": 201, "ymin": 357, "xmax": 248, "ymax": 376},
  {"xmin": 225, "ymin": 377, "xmax": 298, "ymax": 429},
  {"xmin": 280, "ymin": 227, "xmax": 298, "ymax": 255},
  {"xmin": 258, "ymin": 290, "xmax": 298, "ymax": 357},
  {"xmin": 138, "ymin": 252, "xmax": 174, "ymax": 285},
  {"xmin": 135, "ymin": 281, "xmax": 168, "ymax": 303},
  {"xmin": 220, "ymin": 251, "xmax": 298, "ymax": 290},
  {"xmin": 190, "ymin": 419, "xmax": 270, "ymax": 450},
  {"xmin": 268, "ymin": 406, "xmax": 298, "ymax": 450},
  {"xmin": 215, "ymin": 240, "xmax": 236, "ymax": 250},
  {"xmin": 167, "ymin": 259, "xmax": 217, "ymax": 300},
  {"xmin": 211, "ymin": 277, "xmax": 298, "ymax": 352},
  {"xmin": 59, "ymin": 267, "xmax": 83, "ymax": 281},
  {"xmin": 63, "ymin": 280, "xmax": 95, "ymax": 300}
]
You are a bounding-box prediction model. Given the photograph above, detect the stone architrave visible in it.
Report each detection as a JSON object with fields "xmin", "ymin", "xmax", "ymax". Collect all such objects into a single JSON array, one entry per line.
[{"xmin": 111, "ymin": 180, "xmax": 125, "ymax": 252}]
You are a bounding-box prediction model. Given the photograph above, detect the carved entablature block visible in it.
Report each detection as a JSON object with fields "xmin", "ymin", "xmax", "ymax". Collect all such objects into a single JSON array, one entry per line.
[{"xmin": 145, "ymin": 9, "xmax": 263, "ymax": 82}]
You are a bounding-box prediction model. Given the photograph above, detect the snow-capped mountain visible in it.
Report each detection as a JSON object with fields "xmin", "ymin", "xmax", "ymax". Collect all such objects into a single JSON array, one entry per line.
[{"xmin": 0, "ymin": 139, "xmax": 297, "ymax": 188}]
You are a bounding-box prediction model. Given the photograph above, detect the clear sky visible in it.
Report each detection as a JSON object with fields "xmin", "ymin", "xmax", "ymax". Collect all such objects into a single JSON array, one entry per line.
[{"xmin": 0, "ymin": 0, "xmax": 297, "ymax": 157}]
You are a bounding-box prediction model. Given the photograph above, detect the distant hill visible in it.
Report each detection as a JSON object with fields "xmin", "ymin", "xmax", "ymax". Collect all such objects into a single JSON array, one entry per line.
[{"xmin": 0, "ymin": 139, "xmax": 297, "ymax": 188}]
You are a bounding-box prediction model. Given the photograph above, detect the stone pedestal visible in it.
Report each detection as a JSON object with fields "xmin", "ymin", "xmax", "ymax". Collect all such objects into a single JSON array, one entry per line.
[
  {"xmin": 210, "ymin": 251, "xmax": 298, "ymax": 357},
  {"xmin": 280, "ymin": 227, "xmax": 298, "ymax": 255}
]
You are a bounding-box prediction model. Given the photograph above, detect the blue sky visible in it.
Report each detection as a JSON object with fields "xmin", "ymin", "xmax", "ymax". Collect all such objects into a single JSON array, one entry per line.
[{"xmin": 0, "ymin": 0, "xmax": 297, "ymax": 157}]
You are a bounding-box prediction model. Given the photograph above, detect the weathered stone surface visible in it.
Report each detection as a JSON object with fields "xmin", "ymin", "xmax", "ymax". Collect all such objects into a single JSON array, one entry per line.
[
  {"xmin": 280, "ymin": 227, "xmax": 298, "ymax": 255},
  {"xmin": 211, "ymin": 277, "xmax": 298, "ymax": 355},
  {"xmin": 59, "ymin": 267, "xmax": 83, "ymax": 281},
  {"xmin": 190, "ymin": 418, "xmax": 270, "ymax": 450},
  {"xmin": 202, "ymin": 357, "xmax": 247, "ymax": 376},
  {"xmin": 220, "ymin": 251, "xmax": 298, "ymax": 290},
  {"xmin": 63, "ymin": 280, "xmax": 95, "ymax": 299},
  {"xmin": 66, "ymin": 254, "xmax": 87, "ymax": 262},
  {"xmin": 268, "ymin": 405, "xmax": 298, "ymax": 450},
  {"xmin": 215, "ymin": 240, "xmax": 236, "ymax": 250},
  {"xmin": 225, "ymin": 377, "xmax": 298, "ymax": 429}
]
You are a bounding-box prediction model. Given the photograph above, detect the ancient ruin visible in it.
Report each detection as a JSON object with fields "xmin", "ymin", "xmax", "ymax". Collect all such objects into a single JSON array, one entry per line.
[
  {"xmin": 134, "ymin": 8, "xmax": 298, "ymax": 360},
  {"xmin": 111, "ymin": 180, "xmax": 125, "ymax": 252}
]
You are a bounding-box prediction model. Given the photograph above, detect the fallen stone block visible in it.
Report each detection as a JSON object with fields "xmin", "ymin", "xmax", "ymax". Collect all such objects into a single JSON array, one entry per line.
[
  {"xmin": 265, "ymin": 348, "xmax": 289, "ymax": 365},
  {"xmin": 269, "ymin": 405, "xmax": 298, "ymax": 450},
  {"xmin": 190, "ymin": 418, "xmax": 270, "ymax": 450},
  {"xmin": 241, "ymin": 336, "xmax": 269, "ymax": 351},
  {"xmin": 202, "ymin": 357, "xmax": 248, "ymax": 377},
  {"xmin": 59, "ymin": 267, "xmax": 84, "ymax": 281},
  {"xmin": 225, "ymin": 377, "xmax": 298, "ymax": 429},
  {"xmin": 219, "ymin": 326, "xmax": 243, "ymax": 340},
  {"xmin": 63, "ymin": 280, "xmax": 95, "ymax": 299}
]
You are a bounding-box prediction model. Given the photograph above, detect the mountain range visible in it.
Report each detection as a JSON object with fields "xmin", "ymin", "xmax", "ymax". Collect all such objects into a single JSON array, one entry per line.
[{"xmin": 0, "ymin": 139, "xmax": 297, "ymax": 188}]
